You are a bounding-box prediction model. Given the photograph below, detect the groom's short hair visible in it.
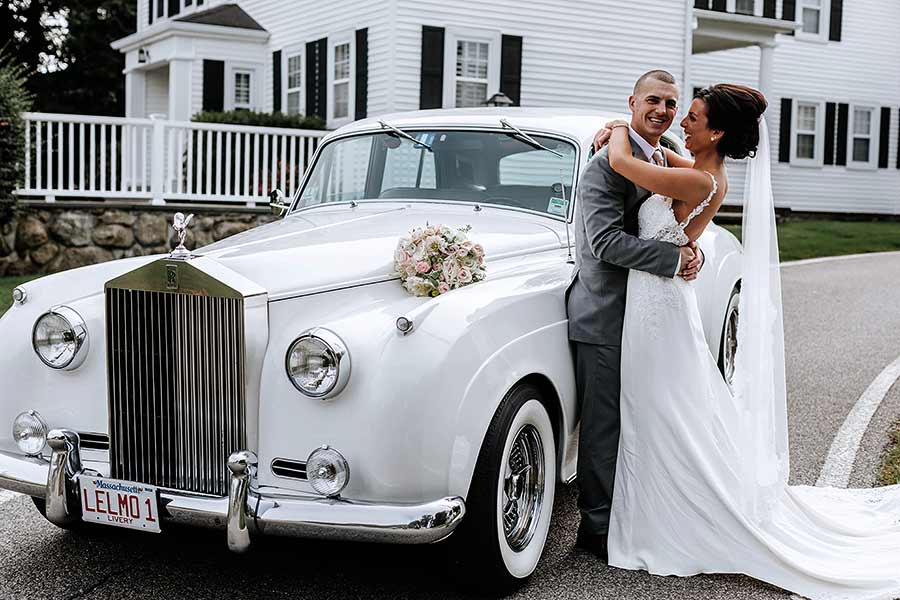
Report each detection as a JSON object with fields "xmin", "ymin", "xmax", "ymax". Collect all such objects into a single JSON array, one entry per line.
[{"xmin": 633, "ymin": 70, "xmax": 677, "ymax": 95}]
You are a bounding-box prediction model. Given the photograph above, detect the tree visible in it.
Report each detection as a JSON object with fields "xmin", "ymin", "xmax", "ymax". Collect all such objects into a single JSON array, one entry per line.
[
  {"xmin": 0, "ymin": 47, "xmax": 32, "ymax": 223},
  {"xmin": 2, "ymin": 0, "xmax": 134, "ymax": 116}
]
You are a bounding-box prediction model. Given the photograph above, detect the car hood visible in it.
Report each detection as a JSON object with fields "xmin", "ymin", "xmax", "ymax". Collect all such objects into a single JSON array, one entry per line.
[{"xmin": 199, "ymin": 202, "xmax": 564, "ymax": 299}]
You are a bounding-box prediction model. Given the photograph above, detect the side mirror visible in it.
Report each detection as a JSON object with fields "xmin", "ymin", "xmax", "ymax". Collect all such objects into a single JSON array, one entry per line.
[{"xmin": 269, "ymin": 188, "xmax": 289, "ymax": 217}]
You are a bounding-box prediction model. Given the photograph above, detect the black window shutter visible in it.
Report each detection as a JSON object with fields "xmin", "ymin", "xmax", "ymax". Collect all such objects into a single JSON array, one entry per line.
[
  {"xmin": 273, "ymin": 50, "xmax": 282, "ymax": 113},
  {"xmin": 877, "ymin": 107, "xmax": 891, "ymax": 168},
  {"xmin": 500, "ymin": 35, "xmax": 523, "ymax": 106},
  {"xmin": 897, "ymin": 108, "xmax": 900, "ymax": 169},
  {"xmin": 823, "ymin": 102, "xmax": 836, "ymax": 165},
  {"xmin": 763, "ymin": 0, "xmax": 776, "ymax": 18},
  {"xmin": 305, "ymin": 38, "xmax": 328, "ymax": 121},
  {"xmin": 782, "ymin": 0, "xmax": 796, "ymax": 21},
  {"xmin": 420, "ymin": 26, "xmax": 445, "ymax": 109},
  {"xmin": 711, "ymin": 0, "xmax": 726, "ymax": 11},
  {"xmin": 694, "ymin": 0, "xmax": 710, "ymax": 8},
  {"xmin": 167, "ymin": 0, "xmax": 179, "ymax": 17},
  {"xmin": 778, "ymin": 97, "xmax": 793, "ymax": 163},
  {"xmin": 355, "ymin": 28, "xmax": 368, "ymax": 120},
  {"xmin": 148, "ymin": 1, "xmax": 153, "ymax": 25},
  {"xmin": 829, "ymin": 0, "xmax": 843, "ymax": 41},
  {"xmin": 835, "ymin": 103, "xmax": 849, "ymax": 166},
  {"xmin": 202, "ymin": 60, "xmax": 225, "ymax": 112}
]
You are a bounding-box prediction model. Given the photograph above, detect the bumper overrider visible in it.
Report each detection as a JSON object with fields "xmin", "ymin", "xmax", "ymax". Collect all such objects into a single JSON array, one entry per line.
[{"xmin": 0, "ymin": 430, "xmax": 466, "ymax": 551}]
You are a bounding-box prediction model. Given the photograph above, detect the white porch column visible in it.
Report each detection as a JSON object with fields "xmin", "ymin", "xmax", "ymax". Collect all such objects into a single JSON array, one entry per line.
[
  {"xmin": 125, "ymin": 69, "xmax": 147, "ymax": 118},
  {"xmin": 758, "ymin": 42, "xmax": 775, "ymax": 99},
  {"xmin": 168, "ymin": 59, "xmax": 194, "ymax": 122}
]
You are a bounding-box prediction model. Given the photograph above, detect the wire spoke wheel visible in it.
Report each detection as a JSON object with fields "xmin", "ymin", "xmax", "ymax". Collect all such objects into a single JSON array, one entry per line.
[
  {"xmin": 724, "ymin": 298, "xmax": 739, "ymax": 386},
  {"xmin": 501, "ymin": 424, "xmax": 545, "ymax": 552}
]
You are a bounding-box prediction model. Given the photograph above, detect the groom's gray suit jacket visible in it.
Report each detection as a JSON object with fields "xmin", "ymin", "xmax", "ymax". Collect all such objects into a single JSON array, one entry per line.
[{"xmin": 566, "ymin": 144, "xmax": 681, "ymax": 346}]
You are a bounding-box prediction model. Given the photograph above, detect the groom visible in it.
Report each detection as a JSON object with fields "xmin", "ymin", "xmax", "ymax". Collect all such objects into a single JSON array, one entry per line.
[{"xmin": 567, "ymin": 69, "xmax": 703, "ymax": 559}]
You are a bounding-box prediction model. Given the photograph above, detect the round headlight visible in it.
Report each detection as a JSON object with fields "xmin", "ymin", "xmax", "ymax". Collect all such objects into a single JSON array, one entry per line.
[
  {"xmin": 13, "ymin": 411, "xmax": 48, "ymax": 456},
  {"xmin": 285, "ymin": 328, "xmax": 350, "ymax": 399},
  {"xmin": 32, "ymin": 306, "xmax": 89, "ymax": 370},
  {"xmin": 306, "ymin": 445, "xmax": 350, "ymax": 497}
]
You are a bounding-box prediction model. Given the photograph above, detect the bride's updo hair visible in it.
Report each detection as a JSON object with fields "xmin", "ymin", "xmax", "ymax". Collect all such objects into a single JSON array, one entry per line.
[{"xmin": 695, "ymin": 84, "xmax": 768, "ymax": 159}]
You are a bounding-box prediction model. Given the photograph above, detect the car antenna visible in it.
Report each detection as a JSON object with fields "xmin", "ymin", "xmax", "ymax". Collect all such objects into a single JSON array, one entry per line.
[{"xmin": 559, "ymin": 171, "xmax": 574, "ymax": 264}]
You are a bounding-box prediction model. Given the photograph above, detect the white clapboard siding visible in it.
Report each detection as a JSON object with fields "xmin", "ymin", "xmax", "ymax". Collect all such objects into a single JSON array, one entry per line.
[
  {"xmin": 393, "ymin": 0, "xmax": 688, "ymax": 115},
  {"xmin": 232, "ymin": 0, "xmax": 394, "ymax": 118},
  {"xmin": 692, "ymin": 0, "xmax": 900, "ymax": 214}
]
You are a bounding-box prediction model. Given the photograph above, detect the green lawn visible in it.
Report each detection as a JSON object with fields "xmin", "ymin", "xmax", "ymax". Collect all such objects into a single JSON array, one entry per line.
[
  {"xmin": 879, "ymin": 424, "xmax": 900, "ymax": 487},
  {"xmin": 0, "ymin": 276, "xmax": 36, "ymax": 318},
  {"xmin": 723, "ymin": 219, "xmax": 900, "ymax": 262}
]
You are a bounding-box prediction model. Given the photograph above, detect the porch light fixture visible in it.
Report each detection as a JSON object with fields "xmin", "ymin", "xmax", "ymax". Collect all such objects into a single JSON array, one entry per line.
[
  {"xmin": 484, "ymin": 92, "xmax": 514, "ymax": 107},
  {"xmin": 138, "ymin": 48, "xmax": 150, "ymax": 64}
]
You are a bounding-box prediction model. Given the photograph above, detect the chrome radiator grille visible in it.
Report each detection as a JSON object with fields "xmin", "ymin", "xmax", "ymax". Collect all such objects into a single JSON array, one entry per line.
[{"xmin": 106, "ymin": 288, "xmax": 246, "ymax": 496}]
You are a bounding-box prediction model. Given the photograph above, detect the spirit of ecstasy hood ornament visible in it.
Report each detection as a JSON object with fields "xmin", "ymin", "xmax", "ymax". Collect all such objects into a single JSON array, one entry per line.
[{"xmin": 170, "ymin": 212, "xmax": 194, "ymax": 259}]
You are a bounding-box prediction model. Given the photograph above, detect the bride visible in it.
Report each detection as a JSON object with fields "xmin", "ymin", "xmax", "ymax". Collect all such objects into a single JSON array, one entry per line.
[{"xmin": 599, "ymin": 84, "xmax": 900, "ymax": 599}]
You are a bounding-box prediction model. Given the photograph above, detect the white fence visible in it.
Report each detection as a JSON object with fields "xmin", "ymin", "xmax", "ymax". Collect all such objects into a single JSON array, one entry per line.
[{"xmin": 18, "ymin": 112, "xmax": 328, "ymax": 206}]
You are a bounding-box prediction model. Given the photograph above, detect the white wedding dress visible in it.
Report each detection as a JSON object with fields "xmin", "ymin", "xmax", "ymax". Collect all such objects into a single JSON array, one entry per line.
[{"xmin": 609, "ymin": 171, "xmax": 900, "ymax": 600}]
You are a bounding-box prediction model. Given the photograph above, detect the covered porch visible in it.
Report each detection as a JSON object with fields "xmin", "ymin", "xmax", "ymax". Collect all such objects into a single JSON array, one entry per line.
[{"xmin": 691, "ymin": 0, "xmax": 799, "ymax": 97}]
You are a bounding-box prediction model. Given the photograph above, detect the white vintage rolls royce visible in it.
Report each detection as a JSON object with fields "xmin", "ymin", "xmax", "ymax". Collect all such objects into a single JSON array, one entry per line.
[{"xmin": 0, "ymin": 108, "xmax": 741, "ymax": 586}]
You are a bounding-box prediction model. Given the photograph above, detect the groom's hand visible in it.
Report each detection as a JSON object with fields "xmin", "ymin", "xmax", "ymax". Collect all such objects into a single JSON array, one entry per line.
[{"xmin": 679, "ymin": 241, "xmax": 704, "ymax": 281}]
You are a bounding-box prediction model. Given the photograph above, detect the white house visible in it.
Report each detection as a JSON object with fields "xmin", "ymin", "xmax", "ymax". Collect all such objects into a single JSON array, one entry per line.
[{"xmin": 64, "ymin": 0, "xmax": 898, "ymax": 214}]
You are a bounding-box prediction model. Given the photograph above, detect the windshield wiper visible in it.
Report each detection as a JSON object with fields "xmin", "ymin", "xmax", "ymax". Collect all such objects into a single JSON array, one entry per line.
[
  {"xmin": 499, "ymin": 118, "xmax": 564, "ymax": 157},
  {"xmin": 378, "ymin": 120, "xmax": 433, "ymax": 151}
]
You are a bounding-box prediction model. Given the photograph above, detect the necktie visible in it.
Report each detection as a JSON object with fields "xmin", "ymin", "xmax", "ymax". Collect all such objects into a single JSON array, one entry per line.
[{"xmin": 651, "ymin": 148, "xmax": 665, "ymax": 167}]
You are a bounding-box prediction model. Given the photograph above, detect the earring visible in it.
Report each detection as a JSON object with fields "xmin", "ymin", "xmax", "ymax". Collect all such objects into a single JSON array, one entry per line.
[{"xmin": 710, "ymin": 136, "xmax": 716, "ymax": 142}]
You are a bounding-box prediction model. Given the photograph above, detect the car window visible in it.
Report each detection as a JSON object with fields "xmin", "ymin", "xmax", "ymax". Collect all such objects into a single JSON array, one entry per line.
[
  {"xmin": 381, "ymin": 139, "xmax": 436, "ymax": 192},
  {"xmin": 499, "ymin": 149, "xmax": 575, "ymax": 186},
  {"xmin": 296, "ymin": 130, "xmax": 577, "ymax": 217}
]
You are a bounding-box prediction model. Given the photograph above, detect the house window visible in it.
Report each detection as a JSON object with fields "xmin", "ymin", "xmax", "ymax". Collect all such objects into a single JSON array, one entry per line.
[
  {"xmin": 794, "ymin": 102, "xmax": 819, "ymax": 161},
  {"xmin": 850, "ymin": 107, "xmax": 875, "ymax": 165},
  {"xmin": 799, "ymin": 0, "xmax": 829, "ymax": 36},
  {"xmin": 455, "ymin": 40, "xmax": 490, "ymax": 107},
  {"xmin": 333, "ymin": 42, "xmax": 351, "ymax": 120},
  {"xmin": 735, "ymin": 0, "xmax": 755, "ymax": 15},
  {"xmin": 286, "ymin": 52, "xmax": 303, "ymax": 115},
  {"xmin": 233, "ymin": 71, "xmax": 252, "ymax": 109},
  {"xmin": 225, "ymin": 64, "xmax": 259, "ymax": 111}
]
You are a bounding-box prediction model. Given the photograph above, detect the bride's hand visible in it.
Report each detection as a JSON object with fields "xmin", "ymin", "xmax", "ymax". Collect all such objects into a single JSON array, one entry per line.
[{"xmin": 593, "ymin": 119, "xmax": 630, "ymax": 152}]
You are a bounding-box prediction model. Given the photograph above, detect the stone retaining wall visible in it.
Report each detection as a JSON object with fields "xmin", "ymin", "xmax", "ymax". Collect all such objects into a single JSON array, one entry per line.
[{"xmin": 0, "ymin": 203, "xmax": 277, "ymax": 277}]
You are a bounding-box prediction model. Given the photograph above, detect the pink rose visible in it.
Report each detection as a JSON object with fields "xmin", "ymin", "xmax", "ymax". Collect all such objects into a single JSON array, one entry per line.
[
  {"xmin": 457, "ymin": 267, "xmax": 473, "ymax": 283},
  {"xmin": 416, "ymin": 261, "xmax": 430, "ymax": 273},
  {"xmin": 438, "ymin": 282, "xmax": 450, "ymax": 294}
]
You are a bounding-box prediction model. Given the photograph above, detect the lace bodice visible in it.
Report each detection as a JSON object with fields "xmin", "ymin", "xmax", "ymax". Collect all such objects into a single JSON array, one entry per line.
[{"xmin": 638, "ymin": 171, "xmax": 718, "ymax": 245}]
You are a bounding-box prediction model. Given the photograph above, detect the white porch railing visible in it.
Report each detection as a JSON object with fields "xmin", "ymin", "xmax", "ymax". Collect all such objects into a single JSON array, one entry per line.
[{"xmin": 18, "ymin": 112, "xmax": 328, "ymax": 206}]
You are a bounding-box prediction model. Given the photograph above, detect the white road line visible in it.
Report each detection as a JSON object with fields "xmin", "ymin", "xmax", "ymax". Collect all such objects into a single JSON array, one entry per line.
[
  {"xmin": 817, "ymin": 353, "xmax": 900, "ymax": 488},
  {"xmin": 782, "ymin": 250, "xmax": 900, "ymax": 268},
  {"xmin": 0, "ymin": 490, "xmax": 20, "ymax": 505}
]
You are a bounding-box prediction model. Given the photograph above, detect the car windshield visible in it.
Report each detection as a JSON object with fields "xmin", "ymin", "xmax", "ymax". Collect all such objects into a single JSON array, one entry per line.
[{"xmin": 296, "ymin": 129, "xmax": 578, "ymax": 217}]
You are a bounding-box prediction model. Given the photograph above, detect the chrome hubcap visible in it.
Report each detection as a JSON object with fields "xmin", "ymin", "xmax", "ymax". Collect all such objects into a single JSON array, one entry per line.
[
  {"xmin": 724, "ymin": 301, "xmax": 739, "ymax": 385},
  {"xmin": 502, "ymin": 424, "xmax": 545, "ymax": 552}
]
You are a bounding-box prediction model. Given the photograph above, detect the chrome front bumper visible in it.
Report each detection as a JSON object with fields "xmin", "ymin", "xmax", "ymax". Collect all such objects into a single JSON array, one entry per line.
[{"xmin": 0, "ymin": 430, "xmax": 466, "ymax": 552}]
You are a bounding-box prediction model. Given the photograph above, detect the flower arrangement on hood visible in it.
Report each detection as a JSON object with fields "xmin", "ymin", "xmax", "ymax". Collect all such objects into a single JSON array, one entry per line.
[{"xmin": 394, "ymin": 224, "xmax": 486, "ymax": 297}]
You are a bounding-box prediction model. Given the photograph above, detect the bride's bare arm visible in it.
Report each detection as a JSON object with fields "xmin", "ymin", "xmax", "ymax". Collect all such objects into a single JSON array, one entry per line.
[
  {"xmin": 608, "ymin": 127, "xmax": 712, "ymax": 209},
  {"xmin": 663, "ymin": 148, "xmax": 694, "ymax": 169}
]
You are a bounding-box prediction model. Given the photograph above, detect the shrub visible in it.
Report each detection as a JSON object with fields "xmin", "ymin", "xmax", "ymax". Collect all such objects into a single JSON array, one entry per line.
[
  {"xmin": 0, "ymin": 48, "xmax": 33, "ymax": 224},
  {"xmin": 192, "ymin": 110, "xmax": 325, "ymax": 131}
]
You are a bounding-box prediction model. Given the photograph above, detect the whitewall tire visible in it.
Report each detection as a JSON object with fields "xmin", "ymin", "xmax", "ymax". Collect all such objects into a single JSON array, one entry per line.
[{"xmin": 454, "ymin": 384, "xmax": 556, "ymax": 590}]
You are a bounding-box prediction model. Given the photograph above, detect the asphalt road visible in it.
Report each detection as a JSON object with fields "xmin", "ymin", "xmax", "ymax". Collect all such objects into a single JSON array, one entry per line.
[{"xmin": 1, "ymin": 252, "xmax": 899, "ymax": 600}]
